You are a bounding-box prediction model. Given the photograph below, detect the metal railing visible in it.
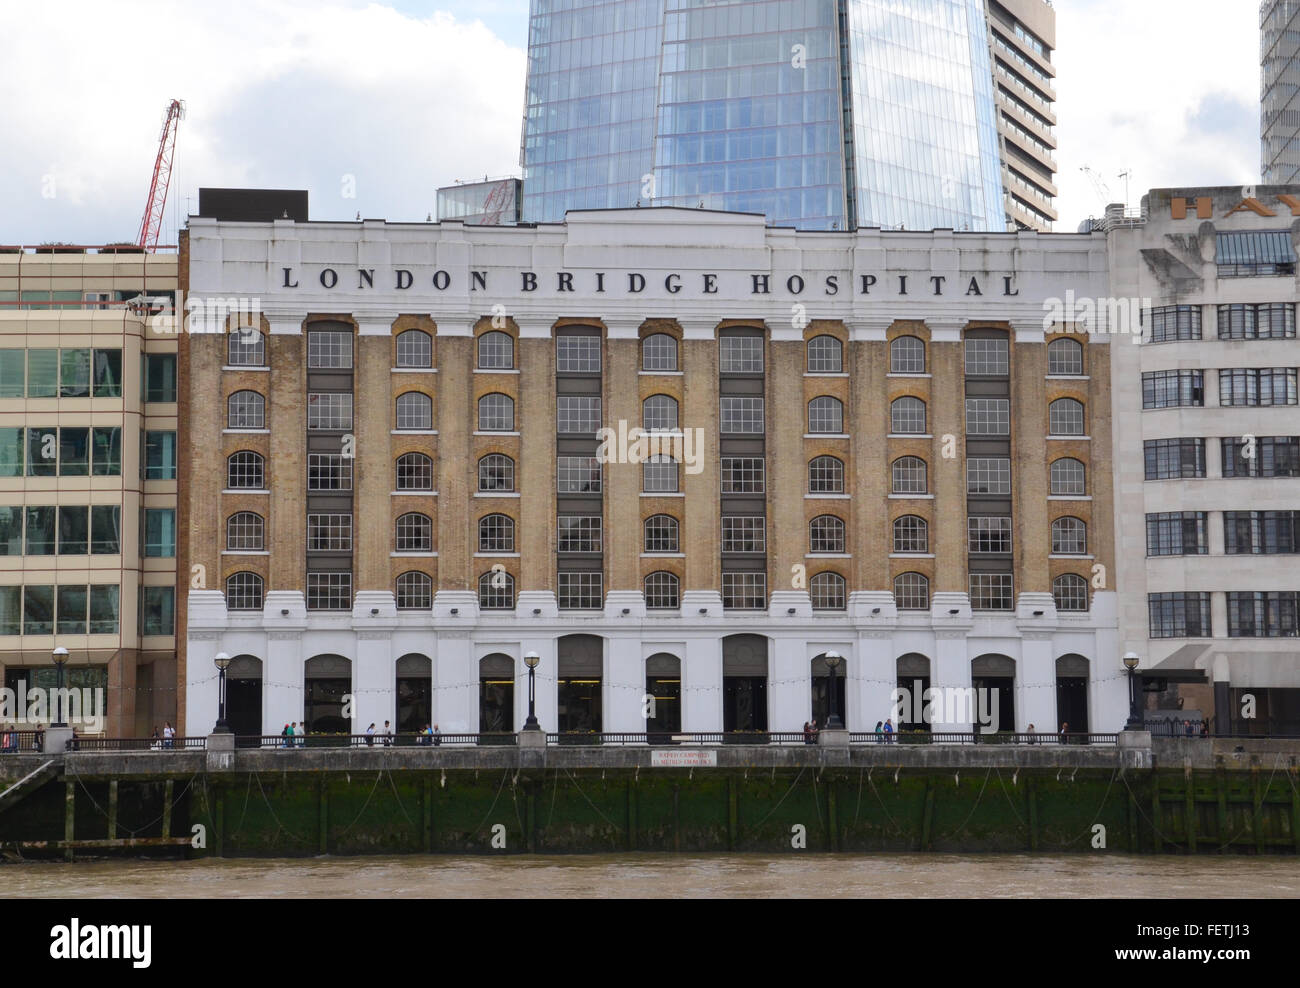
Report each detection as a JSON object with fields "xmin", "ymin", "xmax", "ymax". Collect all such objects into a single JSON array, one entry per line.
[
  {"xmin": 240, "ymin": 732, "xmax": 516, "ymax": 749},
  {"xmin": 546, "ymin": 732, "xmax": 809, "ymax": 746},
  {"xmin": 0, "ymin": 731, "xmax": 43, "ymax": 753},
  {"xmin": 850, "ymin": 731, "xmax": 1118, "ymax": 746},
  {"xmin": 67, "ymin": 736, "xmax": 206, "ymax": 752}
]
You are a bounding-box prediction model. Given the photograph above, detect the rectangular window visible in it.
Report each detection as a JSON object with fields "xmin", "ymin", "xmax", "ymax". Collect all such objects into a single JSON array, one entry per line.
[
  {"xmin": 721, "ymin": 457, "xmax": 765, "ymax": 494},
  {"xmin": 0, "ymin": 586, "xmax": 19, "ymax": 635},
  {"xmin": 1219, "ymin": 368, "xmax": 1298, "ymax": 406},
  {"xmin": 1217, "ymin": 303, "xmax": 1296, "ymax": 340},
  {"xmin": 556, "ymin": 456, "xmax": 601, "ymax": 493},
  {"xmin": 141, "ymin": 586, "xmax": 175, "ymax": 635},
  {"xmin": 969, "ymin": 573, "xmax": 1014, "ymax": 610},
  {"xmin": 1144, "ymin": 438, "xmax": 1206, "ymax": 479},
  {"xmin": 722, "ymin": 572, "xmax": 767, "ymax": 610},
  {"xmin": 964, "ymin": 338, "xmax": 1009, "ymax": 375},
  {"xmin": 719, "ymin": 336, "xmax": 763, "ymax": 373},
  {"xmin": 556, "ymin": 336, "xmax": 601, "ymax": 372},
  {"xmin": 721, "ymin": 516, "xmax": 766, "ymax": 553},
  {"xmin": 91, "ymin": 506, "xmax": 120, "ymax": 554},
  {"xmin": 58, "ymin": 506, "xmax": 88, "ymax": 555},
  {"xmin": 1146, "ymin": 305, "xmax": 1202, "ymax": 343},
  {"xmin": 307, "ymin": 330, "xmax": 353, "ymax": 369},
  {"xmin": 965, "ymin": 398, "xmax": 1010, "ymax": 436},
  {"xmin": 557, "ymin": 571, "xmax": 603, "ymax": 609},
  {"xmin": 1215, "ymin": 230, "xmax": 1296, "ymax": 277},
  {"xmin": 143, "ymin": 508, "xmax": 176, "ymax": 557},
  {"xmin": 59, "ymin": 427, "xmax": 89, "ymax": 476},
  {"xmin": 0, "ymin": 507, "xmax": 19, "ymax": 555},
  {"xmin": 307, "ymin": 513, "xmax": 353, "ymax": 551},
  {"xmin": 1227, "ymin": 591, "xmax": 1300, "ymax": 637},
  {"xmin": 1148, "ymin": 592, "xmax": 1213, "ymax": 638},
  {"xmin": 308, "ymin": 454, "xmax": 353, "ymax": 491},
  {"xmin": 1146, "ymin": 512, "xmax": 1208, "ymax": 556},
  {"xmin": 27, "ymin": 428, "xmax": 55, "ymax": 476},
  {"xmin": 556, "ymin": 396, "xmax": 601, "ymax": 434},
  {"xmin": 720, "ymin": 396, "xmax": 764, "ymax": 434},
  {"xmin": 307, "ymin": 572, "xmax": 352, "ymax": 610},
  {"xmin": 143, "ymin": 431, "xmax": 177, "ymax": 480},
  {"xmin": 89, "ymin": 585, "xmax": 119, "ymax": 634},
  {"xmin": 1224, "ymin": 511, "xmax": 1300, "ymax": 554},
  {"xmin": 1142, "ymin": 370, "xmax": 1203, "ymax": 409},
  {"xmin": 23, "ymin": 585, "xmax": 53, "ymax": 635},
  {"xmin": 26, "ymin": 350, "xmax": 57, "ymax": 397},
  {"xmin": 59, "ymin": 348, "xmax": 90, "ymax": 397},
  {"xmin": 24, "ymin": 506, "xmax": 55, "ymax": 555},
  {"xmin": 968, "ymin": 517, "xmax": 1012, "ymax": 553},
  {"xmin": 307, "ymin": 393, "xmax": 353, "ymax": 430},
  {"xmin": 143, "ymin": 353, "xmax": 177, "ymax": 402},
  {"xmin": 0, "ymin": 428, "xmax": 20, "ymax": 477},
  {"xmin": 966, "ymin": 457, "xmax": 1011, "ymax": 495},
  {"xmin": 0, "ymin": 350, "xmax": 24, "ymax": 397},
  {"xmin": 57, "ymin": 585, "xmax": 87, "ymax": 634},
  {"xmin": 92, "ymin": 349, "xmax": 122, "ymax": 397},
  {"xmin": 1221, "ymin": 436, "xmax": 1300, "ymax": 478},
  {"xmin": 557, "ymin": 516, "xmax": 602, "ymax": 553},
  {"xmin": 92, "ymin": 427, "xmax": 121, "ymax": 475}
]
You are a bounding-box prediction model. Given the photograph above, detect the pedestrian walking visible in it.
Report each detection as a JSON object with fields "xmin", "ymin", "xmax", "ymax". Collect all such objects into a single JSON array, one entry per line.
[
  {"xmin": 1058, "ymin": 721, "xmax": 1069, "ymax": 744},
  {"xmin": 883, "ymin": 718, "xmax": 894, "ymax": 743},
  {"xmin": 365, "ymin": 722, "xmax": 376, "ymax": 747},
  {"xmin": 1026, "ymin": 723, "xmax": 1036, "ymax": 745},
  {"xmin": 162, "ymin": 722, "xmax": 175, "ymax": 749},
  {"xmin": 281, "ymin": 723, "xmax": 292, "ymax": 748},
  {"xmin": 432, "ymin": 723, "xmax": 441, "ymax": 747},
  {"xmin": 874, "ymin": 720, "xmax": 884, "ymax": 744},
  {"xmin": 383, "ymin": 720, "xmax": 393, "ymax": 747}
]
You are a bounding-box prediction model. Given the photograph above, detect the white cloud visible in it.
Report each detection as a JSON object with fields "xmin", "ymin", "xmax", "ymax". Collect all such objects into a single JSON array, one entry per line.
[
  {"xmin": 1054, "ymin": 0, "xmax": 1260, "ymax": 229},
  {"xmin": 0, "ymin": 0, "xmax": 525, "ymax": 244}
]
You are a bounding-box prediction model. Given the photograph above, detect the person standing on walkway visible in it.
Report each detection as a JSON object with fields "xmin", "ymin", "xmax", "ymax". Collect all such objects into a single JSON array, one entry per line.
[
  {"xmin": 365, "ymin": 722, "xmax": 376, "ymax": 746},
  {"xmin": 432, "ymin": 723, "xmax": 441, "ymax": 747},
  {"xmin": 883, "ymin": 718, "xmax": 895, "ymax": 743},
  {"xmin": 382, "ymin": 720, "xmax": 393, "ymax": 747},
  {"xmin": 163, "ymin": 722, "xmax": 175, "ymax": 749},
  {"xmin": 874, "ymin": 720, "xmax": 884, "ymax": 744}
]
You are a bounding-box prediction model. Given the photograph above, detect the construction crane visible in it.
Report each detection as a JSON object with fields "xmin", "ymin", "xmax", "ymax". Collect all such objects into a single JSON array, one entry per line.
[
  {"xmin": 1079, "ymin": 165, "xmax": 1113, "ymax": 211},
  {"xmin": 479, "ymin": 179, "xmax": 514, "ymax": 225},
  {"xmin": 137, "ymin": 99, "xmax": 185, "ymax": 251}
]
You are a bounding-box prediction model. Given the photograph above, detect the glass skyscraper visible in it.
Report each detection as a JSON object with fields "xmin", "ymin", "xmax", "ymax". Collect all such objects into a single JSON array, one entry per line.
[
  {"xmin": 1262, "ymin": 0, "xmax": 1300, "ymax": 184},
  {"xmin": 521, "ymin": 0, "xmax": 1055, "ymax": 231}
]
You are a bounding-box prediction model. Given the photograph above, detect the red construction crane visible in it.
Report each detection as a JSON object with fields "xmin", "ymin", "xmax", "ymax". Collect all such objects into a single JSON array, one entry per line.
[{"xmin": 137, "ymin": 99, "xmax": 185, "ymax": 251}]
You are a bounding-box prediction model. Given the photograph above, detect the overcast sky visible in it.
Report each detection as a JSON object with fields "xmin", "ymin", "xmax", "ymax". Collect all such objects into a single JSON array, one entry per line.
[{"xmin": 0, "ymin": 0, "xmax": 1261, "ymax": 245}]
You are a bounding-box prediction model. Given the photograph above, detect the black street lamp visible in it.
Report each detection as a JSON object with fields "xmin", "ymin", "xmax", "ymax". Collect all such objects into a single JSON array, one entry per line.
[
  {"xmin": 1123, "ymin": 651, "xmax": 1143, "ymax": 731},
  {"xmin": 52, "ymin": 647, "xmax": 68, "ymax": 727},
  {"xmin": 823, "ymin": 651, "xmax": 844, "ymax": 730},
  {"xmin": 523, "ymin": 651, "xmax": 541, "ymax": 731},
  {"xmin": 214, "ymin": 652, "xmax": 232, "ymax": 733}
]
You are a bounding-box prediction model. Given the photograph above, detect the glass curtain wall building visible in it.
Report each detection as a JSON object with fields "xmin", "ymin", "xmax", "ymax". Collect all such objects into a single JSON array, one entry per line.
[
  {"xmin": 521, "ymin": 0, "xmax": 1025, "ymax": 231},
  {"xmin": 1262, "ymin": 0, "xmax": 1300, "ymax": 185}
]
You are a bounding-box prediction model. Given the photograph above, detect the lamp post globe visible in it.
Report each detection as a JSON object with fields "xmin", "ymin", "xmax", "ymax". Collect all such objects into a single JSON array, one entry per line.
[
  {"xmin": 1122, "ymin": 652, "xmax": 1143, "ymax": 731},
  {"xmin": 523, "ymin": 651, "xmax": 541, "ymax": 731},
  {"xmin": 213, "ymin": 652, "xmax": 233, "ymax": 734}
]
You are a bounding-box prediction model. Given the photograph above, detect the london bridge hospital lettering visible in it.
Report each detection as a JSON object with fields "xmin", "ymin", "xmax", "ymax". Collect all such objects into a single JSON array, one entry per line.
[{"xmin": 277, "ymin": 266, "xmax": 1023, "ymax": 299}]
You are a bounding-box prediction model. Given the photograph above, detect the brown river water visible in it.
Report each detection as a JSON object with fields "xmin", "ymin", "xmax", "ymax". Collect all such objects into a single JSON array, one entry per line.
[{"xmin": 2, "ymin": 854, "xmax": 1298, "ymax": 898}]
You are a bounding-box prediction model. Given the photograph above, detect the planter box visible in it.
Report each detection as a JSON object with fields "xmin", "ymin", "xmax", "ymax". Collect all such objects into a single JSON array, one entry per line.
[{"xmin": 723, "ymin": 732, "xmax": 770, "ymax": 745}]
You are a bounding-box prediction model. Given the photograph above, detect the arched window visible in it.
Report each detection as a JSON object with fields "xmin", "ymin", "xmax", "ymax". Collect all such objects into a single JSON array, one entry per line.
[
  {"xmin": 227, "ymin": 329, "xmax": 264, "ymax": 367},
  {"xmin": 396, "ymin": 452, "xmax": 432, "ymax": 490},
  {"xmin": 396, "ymin": 512, "xmax": 433, "ymax": 552},
  {"xmin": 396, "ymin": 571, "xmax": 432, "ymax": 610},
  {"xmin": 396, "ymin": 329, "xmax": 432, "ymax": 368},
  {"xmin": 226, "ymin": 572, "xmax": 264, "ymax": 610},
  {"xmin": 642, "ymin": 333, "xmax": 678, "ymax": 372},
  {"xmin": 642, "ymin": 454, "xmax": 679, "ymax": 493},
  {"xmin": 1050, "ymin": 458, "xmax": 1086, "ymax": 496},
  {"xmin": 643, "ymin": 394, "xmax": 678, "ymax": 432},
  {"xmin": 1048, "ymin": 338, "xmax": 1083, "ymax": 376},
  {"xmin": 479, "ymin": 569, "xmax": 515, "ymax": 609},
  {"xmin": 892, "ymin": 456, "xmax": 928, "ymax": 494},
  {"xmin": 808, "ymin": 396, "xmax": 844, "ymax": 434},
  {"xmin": 477, "ymin": 331, "xmax": 514, "ymax": 369},
  {"xmin": 810, "ymin": 572, "xmax": 847, "ymax": 610},
  {"xmin": 478, "ymin": 393, "xmax": 514, "ymax": 431},
  {"xmin": 644, "ymin": 514, "xmax": 680, "ymax": 553},
  {"xmin": 807, "ymin": 335, "xmax": 842, "ymax": 373},
  {"xmin": 479, "ymin": 513, "xmax": 515, "ymax": 552},
  {"xmin": 644, "ymin": 571, "xmax": 680, "ymax": 609},
  {"xmin": 809, "ymin": 515, "xmax": 845, "ymax": 553},
  {"xmin": 227, "ymin": 390, "xmax": 265, "ymax": 429},
  {"xmin": 1051, "ymin": 517, "xmax": 1087, "ymax": 554},
  {"xmin": 1053, "ymin": 574, "xmax": 1089, "ymax": 612},
  {"xmin": 1049, "ymin": 398, "xmax": 1085, "ymax": 435},
  {"xmin": 890, "ymin": 396, "xmax": 926, "ymax": 434},
  {"xmin": 809, "ymin": 455, "xmax": 844, "ymax": 493},
  {"xmin": 226, "ymin": 512, "xmax": 264, "ymax": 551},
  {"xmin": 891, "ymin": 336, "xmax": 925, "ymax": 373},
  {"xmin": 227, "ymin": 451, "xmax": 264, "ymax": 489},
  {"xmin": 478, "ymin": 453, "xmax": 515, "ymax": 492},
  {"xmin": 893, "ymin": 515, "xmax": 928, "ymax": 553},
  {"xmin": 396, "ymin": 392, "xmax": 432, "ymax": 430},
  {"xmin": 894, "ymin": 572, "xmax": 930, "ymax": 610}
]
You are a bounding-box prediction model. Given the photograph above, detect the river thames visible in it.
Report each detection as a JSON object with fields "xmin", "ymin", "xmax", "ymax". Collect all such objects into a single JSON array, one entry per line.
[{"xmin": 1, "ymin": 853, "xmax": 1297, "ymax": 898}]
